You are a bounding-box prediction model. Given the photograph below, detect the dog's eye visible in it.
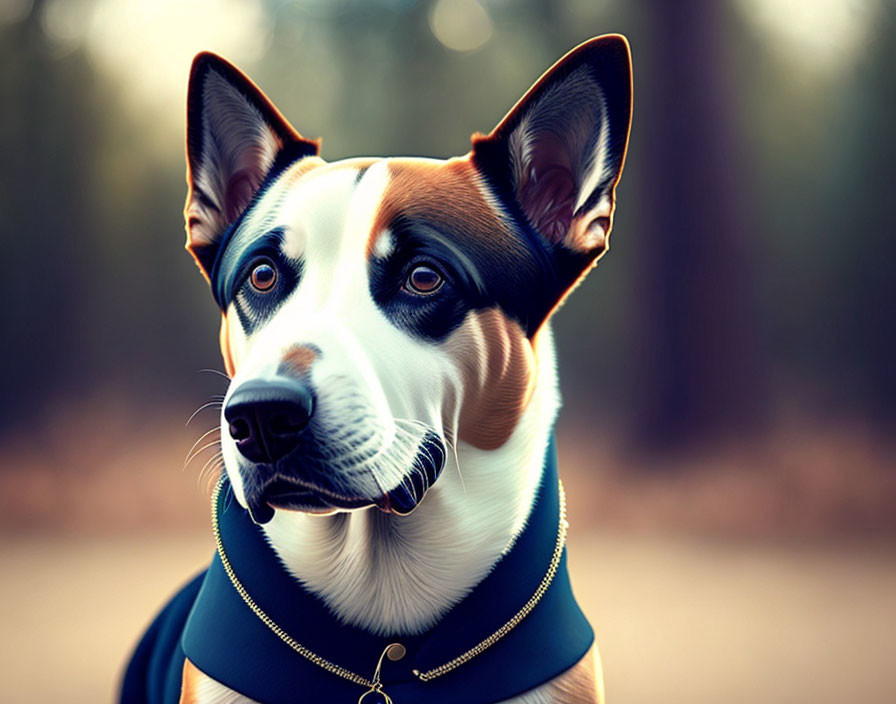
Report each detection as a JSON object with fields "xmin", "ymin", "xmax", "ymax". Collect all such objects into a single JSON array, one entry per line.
[
  {"xmin": 406, "ymin": 264, "xmax": 443, "ymax": 295},
  {"xmin": 249, "ymin": 260, "xmax": 277, "ymax": 293}
]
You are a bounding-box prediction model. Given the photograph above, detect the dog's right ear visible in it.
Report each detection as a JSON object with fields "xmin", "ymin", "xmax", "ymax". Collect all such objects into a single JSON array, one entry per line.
[{"xmin": 184, "ymin": 52, "xmax": 320, "ymax": 280}]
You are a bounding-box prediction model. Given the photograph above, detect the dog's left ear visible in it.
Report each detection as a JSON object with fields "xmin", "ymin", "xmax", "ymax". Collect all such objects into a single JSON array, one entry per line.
[
  {"xmin": 472, "ymin": 35, "xmax": 632, "ymax": 324},
  {"xmin": 184, "ymin": 52, "xmax": 320, "ymax": 280}
]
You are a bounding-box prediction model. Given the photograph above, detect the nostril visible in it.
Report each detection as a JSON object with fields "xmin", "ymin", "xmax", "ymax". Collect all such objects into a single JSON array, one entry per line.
[
  {"xmin": 229, "ymin": 418, "xmax": 251, "ymax": 441},
  {"xmin": 269, "ymin": 411, "xmax": 309, "ymax": 436}
]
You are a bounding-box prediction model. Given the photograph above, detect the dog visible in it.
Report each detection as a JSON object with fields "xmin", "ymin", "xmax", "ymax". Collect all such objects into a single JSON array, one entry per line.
[{"xmin": 121, "ymin": 34, "xmax": 631, "ymax": 704}]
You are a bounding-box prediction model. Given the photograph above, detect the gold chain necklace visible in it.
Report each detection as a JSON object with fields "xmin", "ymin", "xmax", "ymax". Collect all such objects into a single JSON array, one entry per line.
[{"xmin": 210, "ymin": 477, "xmax": 568, "ymax": 703}]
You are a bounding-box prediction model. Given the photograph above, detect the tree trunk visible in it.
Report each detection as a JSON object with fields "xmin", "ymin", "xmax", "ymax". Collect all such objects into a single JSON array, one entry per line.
[{"xmin": 633, "ymin": 0, "xmax": 766, "ymax": 450}]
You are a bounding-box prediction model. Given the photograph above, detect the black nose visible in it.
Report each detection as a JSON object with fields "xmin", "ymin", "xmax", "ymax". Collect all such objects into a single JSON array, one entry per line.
[{"xmin": 224, "ymin": 378, "xmax": 314, "ymax": 463}]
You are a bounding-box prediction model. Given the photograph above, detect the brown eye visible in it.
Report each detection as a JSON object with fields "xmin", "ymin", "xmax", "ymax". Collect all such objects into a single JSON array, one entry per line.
[
  {"xmin": 250, "ymin": 260, "xmax": 277, "ymax": 292},
  {"xmin": 406, "ymin": 264, "xmax": 443, "ymax": 295}
]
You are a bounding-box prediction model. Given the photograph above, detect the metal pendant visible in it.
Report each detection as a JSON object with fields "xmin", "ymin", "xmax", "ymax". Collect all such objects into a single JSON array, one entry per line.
[
  {"xmin": 359, "ymin": 642, "xmax": 405, "ymax": 703},
  {"xmin": 358, "ymin": 685, "xmax": 392, "ymax": 704}
]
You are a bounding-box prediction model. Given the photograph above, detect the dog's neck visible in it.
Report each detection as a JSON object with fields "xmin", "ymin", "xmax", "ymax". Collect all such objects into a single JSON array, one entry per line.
[{"xmin": 260, "ymin": 326, "xmax": 561, "ymax": 636}]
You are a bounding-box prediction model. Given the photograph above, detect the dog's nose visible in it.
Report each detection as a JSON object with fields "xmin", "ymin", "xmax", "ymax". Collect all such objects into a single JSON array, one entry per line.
[{"xmin": 224, "ymin": 378, "xmax": 314, "ymax": 463}]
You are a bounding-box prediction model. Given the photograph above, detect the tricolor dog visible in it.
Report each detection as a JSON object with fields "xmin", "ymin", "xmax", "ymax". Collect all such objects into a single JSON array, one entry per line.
[{"xmin": 121, "ymin": 35, "xmax": 632, "ymax": 704}]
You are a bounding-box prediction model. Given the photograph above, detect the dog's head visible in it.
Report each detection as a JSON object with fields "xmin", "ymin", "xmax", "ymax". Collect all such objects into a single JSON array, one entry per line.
[{"xmin": 184, "ymin": 36, "xmax": 631, "ymax": 524}]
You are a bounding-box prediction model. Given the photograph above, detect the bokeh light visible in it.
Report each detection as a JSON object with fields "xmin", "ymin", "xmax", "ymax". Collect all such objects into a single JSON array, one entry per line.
[
  {"xmin": 0, "ymin": 0, "xmax": 32, "ymax": 26},
  {"xmin": 736, "ymin": 0, "xmax": 877, "ymax": 75},
  {"xmin": 429, "ymin": 0, "xmax": 493, "ymax": 52},
  {"xmin": 41, "ymin": 0, "xmax": 272, "ymax": 120}
]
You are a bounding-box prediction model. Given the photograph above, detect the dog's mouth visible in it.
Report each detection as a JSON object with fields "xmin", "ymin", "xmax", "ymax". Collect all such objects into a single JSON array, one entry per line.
[
  {"xmin": 247, "ymin": 478, "xmax": 376, "ymax": 524},
  {"xmin": 237, "ymin": 477, "xmax": 355, "ymax": 524},
  {"xmin": 239, "ymin": 430, "xmax": 446, "ymax": 524}
]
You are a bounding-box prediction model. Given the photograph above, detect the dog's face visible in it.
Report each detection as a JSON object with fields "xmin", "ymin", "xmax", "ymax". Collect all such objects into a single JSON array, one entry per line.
[{"xmin": 184, "ymin": 37, "xmax": 631, "ymax": 524}]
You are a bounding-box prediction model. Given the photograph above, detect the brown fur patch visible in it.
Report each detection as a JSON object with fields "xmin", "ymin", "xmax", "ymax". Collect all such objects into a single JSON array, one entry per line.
[
  {"xmin": 370, "ymin": 156, "xmax": 520, "ymax": 259},
  {"xmin": 280, "ymin": 344, "xmax": 319, "ymax": 376},
  {"xmin": 280, "ymin": 155, "xmax": 327, "ymax": 187},
  {"xmin": 542, "ymin": 645, "xmax": 604, "ymax": 703},
  {"xmin": 568, "ymin": 209, "xmax": 610, "ymax": 256},
  {"xmin": 219, "ymin": 313, "xmax": 236, "ymax": 378},
  {"xmin": 179, "ymin": 659, "xmax": 203, "ymax": 704},
  {"xmin": 446, "ymin": 308, "xmax": 536, "ymax": 450}
]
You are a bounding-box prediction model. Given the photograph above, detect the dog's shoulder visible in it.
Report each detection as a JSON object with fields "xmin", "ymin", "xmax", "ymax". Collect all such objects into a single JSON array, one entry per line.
[
  {"xmin": 120, "ymin": 571, "xmax": 206, "ymax": 704},
  {"xmin": 181, "ymin": 659, "xmax": 258, "ymax": 704},
  {"xmin": 501, "ymin": 646, "xmax": 603, "ymax": 704}
]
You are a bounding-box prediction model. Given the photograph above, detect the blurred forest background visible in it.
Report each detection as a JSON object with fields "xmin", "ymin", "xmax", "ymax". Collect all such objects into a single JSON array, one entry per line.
[{"xmin": 0, "ymin": 0, "xmax": 894, "ymax": 703}]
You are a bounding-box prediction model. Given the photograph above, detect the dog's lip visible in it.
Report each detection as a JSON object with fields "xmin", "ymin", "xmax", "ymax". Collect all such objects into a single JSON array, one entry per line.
[
  {"xmin": 263, "ymin": 478, "xmax": 316, "ymax": 502},
  {"xmin": 266, "ymin": 496, "xmax": 339, "ymax": 516},
  {"xmin": 262, "ymin": 479, "xmax": 326, "ymax": 509},
  {"xmin": 376, "ymin": 492, "xmax": 398, "ymax": 514},
  {"xmin": 261, "ymin": 478, "xmax": 376, "ymax": 513}
]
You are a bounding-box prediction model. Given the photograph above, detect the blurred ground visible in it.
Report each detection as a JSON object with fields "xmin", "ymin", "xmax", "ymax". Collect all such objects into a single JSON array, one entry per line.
[{"xmin": 0, "ymin": 402, "xmax": 894, "ymax": 703}]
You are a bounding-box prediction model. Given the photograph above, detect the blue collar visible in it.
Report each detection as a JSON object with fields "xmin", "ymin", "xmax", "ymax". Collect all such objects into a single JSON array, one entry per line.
[{"xmin": 182, "ymin": 436, "xmax": 593, "ymax": 703}]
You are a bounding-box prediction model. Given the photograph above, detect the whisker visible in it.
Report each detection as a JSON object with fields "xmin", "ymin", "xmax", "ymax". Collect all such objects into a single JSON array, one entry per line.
[
  {"xmin": 451, "ymin": 441, "xmax": 466, "ymax": 497},
  {"xmin": 367, "ymin": 463, "xmax": 388, "ymax": 503},
  {"xmin": 298, "ymin": 412, "xmax": 450, "ymax": 507},
  {"xmin": 184, "ymin": 426, "xmax": 222, "ymax": 465},
  {"xmin": 184, "ymin": 440, "xmax": 222, "ymax": 470},
  {"xmin": 199, "ymin": 449, "xmax": 223, "ymax": 474},
  {"xmin": 201, "ymin": 457, "xmax": 225, "ymax": 495},
  {"xmin": 196, "ymin": 368, "xmax": 231, "ymax": 381},
  {"xmin": 186, "ymin": 400, "xmax": 223, "ymax": 427},
  {"xmin": 197, "ymin": 451, "xmax": 224, "ymax": 488}
]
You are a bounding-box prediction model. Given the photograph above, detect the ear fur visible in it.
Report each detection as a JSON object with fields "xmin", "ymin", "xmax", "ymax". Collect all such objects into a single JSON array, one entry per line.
[
  {"xmin": 184, "ymin": 52, "xmax": 320, "ymax": 279},
  {"xmin": 472, "ymin": 35, "xmax": 632, "ymax": 298}
]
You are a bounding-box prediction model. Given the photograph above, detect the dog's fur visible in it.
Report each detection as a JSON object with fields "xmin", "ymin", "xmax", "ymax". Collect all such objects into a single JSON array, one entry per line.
[{"xmin": 179, "ymin": 35, "xmax": 631, "ymax": 704}]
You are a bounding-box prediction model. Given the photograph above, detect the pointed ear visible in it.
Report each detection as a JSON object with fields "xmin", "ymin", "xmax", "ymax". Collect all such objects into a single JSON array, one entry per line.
[
  {"xmin": 471, "ymin": 34, "xmax": 632, "ymax": 297},
  {"xmin": 184, "ymin": 52, "xmax": 320, "ymax": 279}
]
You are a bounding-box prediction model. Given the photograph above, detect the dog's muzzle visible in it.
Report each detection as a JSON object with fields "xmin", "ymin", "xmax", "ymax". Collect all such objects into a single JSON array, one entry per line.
[{"xmin": 223, "ymin": 377, "xmax": 447, "ymax": 524}]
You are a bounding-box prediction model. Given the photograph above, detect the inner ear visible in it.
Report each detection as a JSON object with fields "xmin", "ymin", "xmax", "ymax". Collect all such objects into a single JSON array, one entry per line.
[
  {"xmin": 503, "ymin": 63, "xmax": 615, "ymax": 253},
  {"xmin": 472, "ymin": 35, "xmax": 631, "ymax": 263},
  {"xmin": 514, "ymin": 131, "xmax": 578, "ymax": 244},
  {"xmin": 224, "ymin": 166, "xmax": 264, "ymax": 224}
]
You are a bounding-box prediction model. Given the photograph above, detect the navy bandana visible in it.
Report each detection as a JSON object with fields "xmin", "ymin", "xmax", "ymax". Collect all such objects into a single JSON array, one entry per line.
[{"xmin": 120, "ymin": 436, "xmax": 593, "ymax": 704}]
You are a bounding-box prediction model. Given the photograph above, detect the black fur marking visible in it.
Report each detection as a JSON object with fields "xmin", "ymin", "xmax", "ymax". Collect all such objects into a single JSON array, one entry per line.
[
  {"xmin": 386, "ymin": 429, "xmax": 446, "ymax": 514},
  {"xmin": 206, "ymin": 144, "xmax": 310, "ymax": 307},
  {"xmin": 191, "ymin": 241, "xmax": 220, "ymax": 279},
  {"xmin": 368, "ymin": 217, "xmax": 559, "ymax": 341},
  {"xmin": 195, "ymin": 187, "xmax": 221, "ymax": 214},
  {"xmin": 213, "ymin": 227, "xmax": 303, "ymax": 334}
]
